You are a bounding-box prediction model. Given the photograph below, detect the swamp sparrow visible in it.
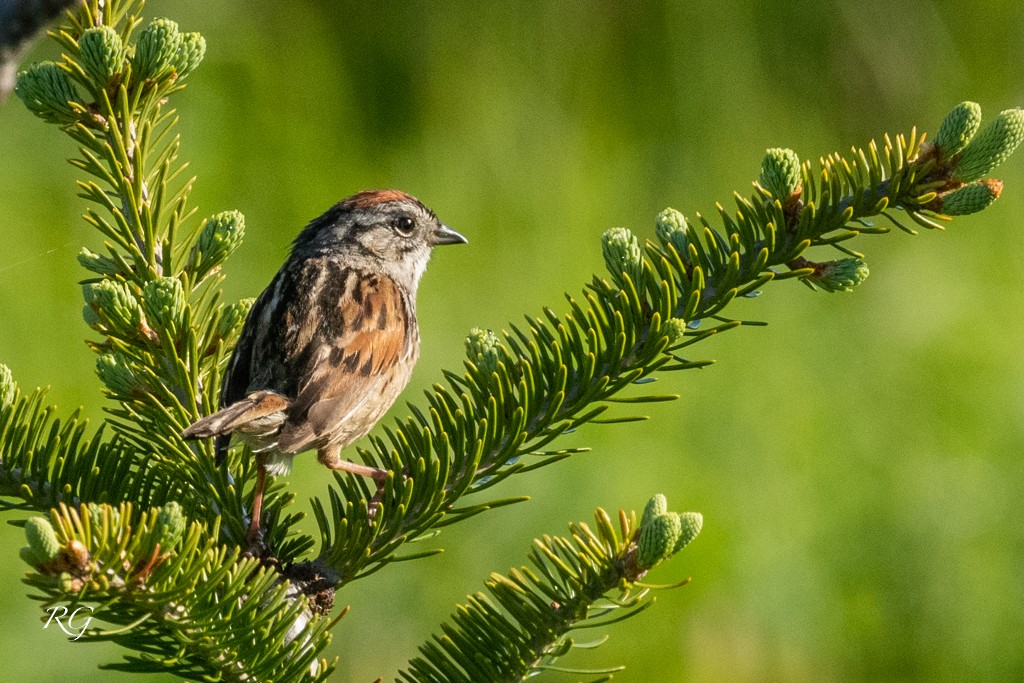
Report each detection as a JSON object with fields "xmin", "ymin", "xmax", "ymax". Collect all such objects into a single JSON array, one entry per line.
[{"xmin": 182, "ymin": 190, "xmax": 466, "ymax": 541}]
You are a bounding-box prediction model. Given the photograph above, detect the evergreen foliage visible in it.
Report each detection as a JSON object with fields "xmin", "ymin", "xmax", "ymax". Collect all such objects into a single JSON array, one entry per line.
[{"xmin": 3, "ymin": 0, "xmax": 1020, "ymax": 679}]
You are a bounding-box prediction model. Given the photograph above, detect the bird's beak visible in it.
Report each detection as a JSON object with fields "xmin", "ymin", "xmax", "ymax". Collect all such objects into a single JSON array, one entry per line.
[{"xmin": 431, "ymin": 223, "xmax": 468, "ymax": 246}]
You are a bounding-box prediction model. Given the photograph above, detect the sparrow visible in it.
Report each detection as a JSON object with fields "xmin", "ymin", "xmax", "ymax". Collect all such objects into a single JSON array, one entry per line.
[{"xmin": 182, "ymin": 190, "xmax": 466, "ymax": 542}]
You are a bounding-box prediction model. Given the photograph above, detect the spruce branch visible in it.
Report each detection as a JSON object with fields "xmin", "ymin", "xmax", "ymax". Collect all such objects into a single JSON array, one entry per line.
[
  {"xmin": 400, "ymin": 496, "xmax": 702, "ymax": 683},
  {"xmin": 0, "ymin": 364, "xmax": 165, "ymax": 513},
  {"xmin": 19, "ymin": 502, "xmax": 335, "ymax": 681},
  {"xmin": 298, "ymin": 100, "xmax": 1023, "ymax": 591},
  {"xmin": 12, "ymin": 0, "xmax": 305, "ymax": 552}
]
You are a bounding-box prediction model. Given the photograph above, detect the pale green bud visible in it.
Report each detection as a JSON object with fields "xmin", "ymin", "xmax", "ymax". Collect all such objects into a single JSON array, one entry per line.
[
  {"xmin": 661, "ymin": 318, "xmax": 688, "ymax": 344},
  {"xmin": 96, "ymin": 352, "xmax": 140, "ymax": 397},
  {"xmin": 132, "ymin": 18, "xmax": 181, "ymax": 82},
  {"xmin": 217, "ymin": 298, "xmax": 254, "ymax": 341},
  {"xmin": 672, "ymin": 511, "xmax": 703, "ymax": 553},
  {"xmin": 87, "ymin": 502, "xmax": 121, "ymax": 528},
  {"xmin": 14, "ymin": 61, "xmax": 80, "ymax": 124},
  {"xmin": 24, "ymin": 517, "xmax": 61, "ymax": 564},
  {"xmin": 655, "ymin": 208, "xmax": 689, "ymax": 254},
  {"xmin": 172, "ymin": 32, "xmax": 206, "ymax": 78},
  {"xmin": 641, "ymin": 493, "xmax": 668, "ymax": 528},
  {"xmin": 760, "ymin": 147, "xmax": 802, "ymax": 199},
  {"xmin": 82, "ymin": 280, "xmax": 142, "ymax": 336},
  {"xmin": 77, "ymin": 247, "xmax": 120, "ymax": 276},
  {"xmin": 153, "ymin": 502, "xmax": 185, "ymax": 551},
  {"xmin": 189, "ymin": 210, "xmax": 245, "ymax": 279},
  {"xmin": 933, "ymin": 101, "xmax": 982, "ymax": 158},
  {"xmin": 465, "ymin": 327, "xmax": 503, "ymax": 374},
  {"xmin": 810, "ymin": 258, "xmax": 869, "ymax": 293},
  {"xmin": 954, "ymin": 109, "xmax": 1024, "ymax": 182},
  {"xmin": 939, "ymin": 179, "xmax": 1003, "ymax": 216},
  {"xmin": 601, "ymin": 227, "xmax": 643, "ymax": 285},
  {"xmin": 142, "ymin": 277, "xmax": 186, "ymax": 331},
  {"xmin": 637, "ymin": 511, "xmax": 682, "ymax": 569},
  {"xmin": 0, "ymin": 363, "xmax": 14, "ymax": 413},
  {"xmin": 78, "ymin": 26, "xmax": 127, "ymax": 86},
  {"xmin": 58, "ymin": 572, "xmax": 78, "ymax": 592}
]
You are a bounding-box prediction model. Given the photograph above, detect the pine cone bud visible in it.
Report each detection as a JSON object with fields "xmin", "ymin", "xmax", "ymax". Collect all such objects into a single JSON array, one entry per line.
[
  {"xmin": 601, "ymin": 227, "xmax": 643, "ymax": 285},
  {"xmin": 153, "ymin": 502, "xmax": 185, "ymax": 551},
  {"xmin": 96, "ymin": 352, "xmax": 141, "ymax": 397},
  {"xmin": 953, "ymin": 108, "xmax": 1024, "ymax": 182},
  {"xmin": 77, "ymin": 247, "xmax": 121, "ymax": 276},
  {"xmin": 672, "ymin": 511, "xmax": 703, "ymax": 553},
  {"xmin": 637, "ymin": 511, "xmax": 682, "ymax": 569},
  {"xmin": 24, "ymin": 517, "xmax": 61, "ymax": 564},
  {"xmin": 810, "ymin": 258, "xmax": 869, "ymax": 293},
  {"xmin": 142, "ymin": 277, "xmax": 187, "ymax": 331},
  {"xmin": 655, "ymin": 208, "xmax": 689, "ymax": 254},
  {"xmin": 466, "ymin": 327, "xmax": 503, "ymax": 374},
  {"xmin": 641, "ymin": 493, "xmax": 669, "ymax": 527},
  {"xmin": 760, "ymin": 147, "xmax": 802, "ymax": 200},
  {"xmin": 14, "ymin": 61, "xmax": 81, "ymax": 124},
  {"xmin": 938, "ymin": 179, "xmax": 1003, "ymax": 215},
  {"xmin": 132, "ymin": 18, "xmax": 182, "ymax": 82},
  {"xmin": 933, "ymin": 101, "xmax": 982, "ymax": 159},
  {"xmin": 189, "ymin": 210, "xmax": 245, "ymax": 279},
  {"xmin": 82, "ymin": 280, "xmax": 143, "ymax": 336},
  {"xmin": 217, "ymin": 298, "xmax": 254, "ymax": 341},
  {"xmin": 0, "ymin": 363, "xmax": 14, "ymax": 413},
  {"xmin": 78, "ymin": 26, "xmax": 127, "ymax": 86},
  {"xmin": 172, "ymin": 32, "xmax": 206, "ymax": 78}
]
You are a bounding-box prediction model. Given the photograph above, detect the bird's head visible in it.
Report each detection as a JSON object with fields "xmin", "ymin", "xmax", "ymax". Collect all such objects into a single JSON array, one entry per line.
[{"xmin": 293, "ymin": 189, "xmax": 466, "ymax": 291}]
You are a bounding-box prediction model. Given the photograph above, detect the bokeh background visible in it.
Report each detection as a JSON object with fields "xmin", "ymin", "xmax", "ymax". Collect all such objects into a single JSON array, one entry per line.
[{"xmin": 2, "ymin": 0, "xmax": 1023, "ymax": 680}]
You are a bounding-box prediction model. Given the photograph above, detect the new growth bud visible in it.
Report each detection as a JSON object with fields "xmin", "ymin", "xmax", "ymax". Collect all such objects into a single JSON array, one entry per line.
[
  {"xmin": 810, "ymin": 258, "xmax": 869, "ymax": 293},
  {"xmin": 78, "ymin": 26, "xmax": 127, "ymax": 86},
  {"xmin": 82, "ymin": 280, "xmax": 143, "ymax": 337},
  {"xmin": 635, "ymin": 494, "xmax": 704, "ymax": 569},
  {"xmin": 655, "ymin": 208, "xmax": 689, "ymax": 254},
  {"xmin": 189, "ymin": 210, "xmax": 246, "ymax": 279},
  {"xmin": 938, "ymin": 179, "xmax": 1003, "ymax": 215},
  {"xmin": 466, "ymin": 328, "xmax": 503, "ymax": 374},
  {"xmin": 96, "ymin": 352, "xmax": 142, "ymax": 397},
  {"xmin": 601, "ymin": 227, "xmax": 644, "ymax": 286},
  {"xmin": 153, "ymin": 502, "xmax": 185, "ymax": 551},
  {"xmin": 673, "ymin": 511, "xmax": 703, "ymax": 553},
  {"xmin": 641, "ymin": 493, "xmax": 668, "ymax": 527},
  {"xmin": 933, "ymin": 101, "xmax": 982, "ymax": 159},
  {"xmin": 23, "ymin": 517, "xmax": 61, "ymax": 565},
  {"xmin": 953, "ymin": 108, "xmax": 1024, "ymax": 182},
  {"xmin": 0, "ymin": 363, "xmax": 14, "ymax": 413},
  {"xmin": 637, "ymin": 511, "xmax": 682, "ymax": 568},
  {"xmin": 217, "ymin": 298, "xmax": 254, "ymax": 341},
  {"xmin": 132, "ymin": 18, "xmax": 181, "ymax": 82},
  {"xmin": 661, "ymin": 318, "xmax": 688, "ymax": 344},
  {"xmin": 760, "ymin": 147, "xmax": 802, "ymax": 200},
  {"xmin": 173, "ymin": 32, "xmax": 206, "ymax": 78},
  {"xmin": 77, "ymin": 247, "xmax": 121, "ymax": 276},
  {"xmin": 14, "ymin": 61, "xmax": 80, "ymax": 124},
  {"xmin": 142, "ymin": 277, "xmax": 187, "ymax": 331}
]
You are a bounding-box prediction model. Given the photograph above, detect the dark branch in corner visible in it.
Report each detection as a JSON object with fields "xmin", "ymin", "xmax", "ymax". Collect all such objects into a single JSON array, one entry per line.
[{"xmin": 0, "ymin": 0, "xmax": 78, "ymax": 99}]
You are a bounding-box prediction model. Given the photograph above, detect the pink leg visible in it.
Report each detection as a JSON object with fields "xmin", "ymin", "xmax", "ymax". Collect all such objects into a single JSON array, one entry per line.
[
  {"xmin": 318, "ymin": 447, "xmax": 389, "ymax": 517},
  {"xmin": 248, "ymin": 466, "xmax": 266, "ymax": 543}
]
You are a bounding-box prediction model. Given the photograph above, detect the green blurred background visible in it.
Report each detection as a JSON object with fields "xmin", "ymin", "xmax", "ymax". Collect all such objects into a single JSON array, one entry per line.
[{"xmin": 2, "ymin": 0, "xmax": 1023, "ymax": 680}]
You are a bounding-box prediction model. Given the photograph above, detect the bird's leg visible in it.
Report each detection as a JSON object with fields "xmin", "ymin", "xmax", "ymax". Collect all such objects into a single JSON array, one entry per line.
[
  {"xmin": 247, "ymin": 465, "xmax": 267, "ymax": 547},
  {"xmin": 318, "ymin": 446, "xmax": 389, "ymax": 518}
]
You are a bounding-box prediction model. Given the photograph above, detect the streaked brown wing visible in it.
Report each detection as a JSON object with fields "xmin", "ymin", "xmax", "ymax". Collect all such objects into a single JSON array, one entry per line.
[{"xmin": 275, "ymin": 268, "xmax": 413, "ymax": 454}]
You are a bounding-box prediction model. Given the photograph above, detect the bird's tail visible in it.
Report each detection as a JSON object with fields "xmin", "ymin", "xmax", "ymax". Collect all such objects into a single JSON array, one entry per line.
[{"xmin": 181, "ymin": 391, "xmax": 290, "ymax": 465}]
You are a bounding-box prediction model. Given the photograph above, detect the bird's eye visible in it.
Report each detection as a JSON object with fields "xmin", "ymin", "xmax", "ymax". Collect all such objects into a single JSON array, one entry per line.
[{"xmin": 394, "ymin": 216, "xmax": 416, "ymax": 236}]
